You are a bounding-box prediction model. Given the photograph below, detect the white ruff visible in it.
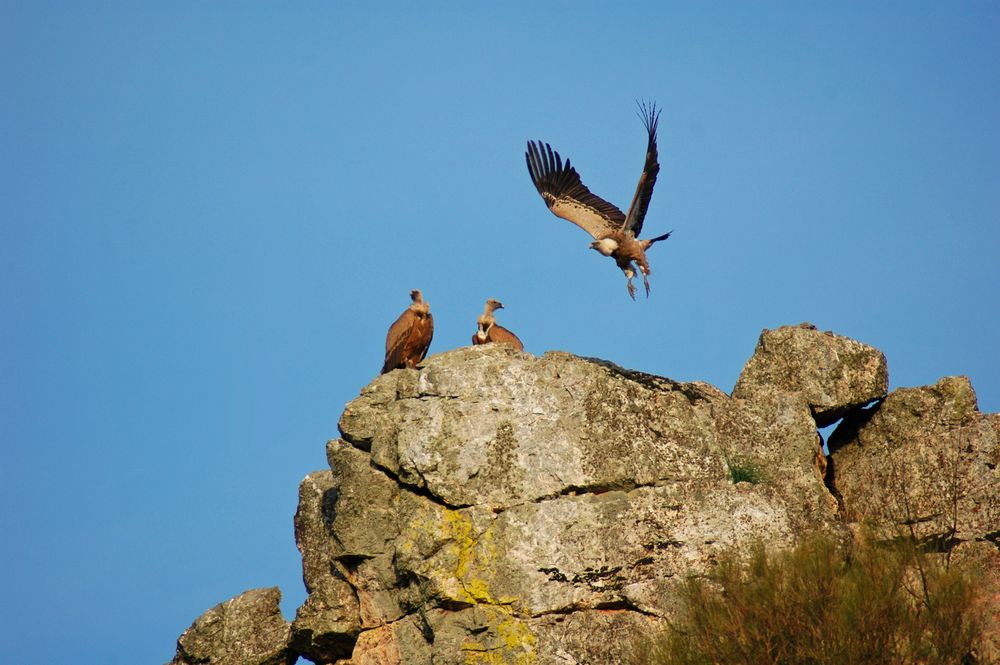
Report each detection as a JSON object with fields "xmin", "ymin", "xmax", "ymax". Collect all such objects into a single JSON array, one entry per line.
[{"xmin": 592, "ymin": 238, "xmax": 619, "ymax": 256}]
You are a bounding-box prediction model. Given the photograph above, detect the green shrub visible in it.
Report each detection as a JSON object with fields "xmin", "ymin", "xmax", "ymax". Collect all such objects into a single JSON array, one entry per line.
[
  {"xmin": 633, "ymin": 532, "xmax": 985, "ymax": 665},
  {"xmin": 725, "ymin": 456, "xmax": 763, "ymax": 485}
]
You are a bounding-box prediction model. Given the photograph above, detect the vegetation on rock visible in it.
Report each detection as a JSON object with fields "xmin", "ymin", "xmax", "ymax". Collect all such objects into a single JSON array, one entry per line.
[
  {"xmin": 724, "ymin": 455, "xmax": 764, "ymax": 485},
  {"xmin": 633, "ymin": 531, "xmax": 986, "ymax": 665}
]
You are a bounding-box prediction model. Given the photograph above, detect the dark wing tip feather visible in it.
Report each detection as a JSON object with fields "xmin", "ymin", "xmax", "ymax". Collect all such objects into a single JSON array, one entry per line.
[
  {"xmin": 525, "ymin": 142, "xmax": 539, "ymax": 188},
  {"xmin": 550, "ymin": 143, "xmax": 562, "ymax": 171},
  {"xmin": 525, "ymin": 140, "xmax": 546, "ymax": 193},
  {"xmin": 526, "ymin": 139, "xmax": 571, "ymax": 196},
  {"xmin": 634, "ymin": 99, "xmax": 661, "ymax": 142},
  {"xmin": 623, "ymin": 100, "xmax": 663, "ymax": 236}
]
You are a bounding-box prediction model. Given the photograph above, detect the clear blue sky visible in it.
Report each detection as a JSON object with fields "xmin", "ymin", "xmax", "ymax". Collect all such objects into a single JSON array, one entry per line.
[{"xmin": 3, "ymin": 3, "xmax": 998, "ymax": 663}]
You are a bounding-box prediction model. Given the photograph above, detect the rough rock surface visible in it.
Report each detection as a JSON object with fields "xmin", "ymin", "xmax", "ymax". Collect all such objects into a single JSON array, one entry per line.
[
  {"xmin": 733, "ymin": 322, "xmax": 888, "ymax": 426},
  {"xmin": 168, "ymin": 324, "xmax": 1000, "ymax": 664},
  {"xmin": 291, "ymin": 471, "xmax": 363, "ymax": 662},
  {"xmin": 306, "ymin": 337, "xmax": 864, "ymax": 664},
  {"xmin": 168, "ymin": 587, "xmax": 296, "ymax": 665},
  {"xmin": 828, "ymin": 374, "xmax": 1000, "ymax": 544}
]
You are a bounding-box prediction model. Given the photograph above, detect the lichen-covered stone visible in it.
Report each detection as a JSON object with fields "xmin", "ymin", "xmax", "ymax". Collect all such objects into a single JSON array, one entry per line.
[
  {"xmin": 316, "ymin": 344, "xmax": 843, "ymax": 663},
  {"xmin": 169, "ymin": 587, "xmax": 295, "ymax": 665},
  {"xmin": 530, "ymin": 610, "xmax": 667, "ymax": 665},
  {"xmin": 732, "ymin": 323, "xmax": 888, "ymax": 426},
  {"xmin": 829, "ymin": 376, "xmax": 1000, "ymax": 542},
  {"xmin": 170, "ymin": 327, "xmax": 1000, "ymax": 665}
]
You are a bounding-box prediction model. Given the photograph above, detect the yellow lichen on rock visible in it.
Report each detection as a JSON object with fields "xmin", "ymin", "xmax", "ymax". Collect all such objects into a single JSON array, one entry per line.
[
  {"xmin": 460, "ymin": 606, "xmax": 537, "ymax": 665},
  {"xmin": 398, "ymin": 508, "xmax": 536, "ymax": 663},
  {"xmin": 452, "ymin": 516, "xmax": 518, "ymax": 606},
  {"xmin": 396, "ymin": 503, "xmax": 513, "ymax": 606}
]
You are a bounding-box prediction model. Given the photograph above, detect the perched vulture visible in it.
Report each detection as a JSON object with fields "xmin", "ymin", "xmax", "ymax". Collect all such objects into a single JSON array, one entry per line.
[
  {"xmin": 380, "ymin": 289, "xmax": 434, "ymax": 374},
  {"xmin": 471, "ymin": 298, "xmax": 524, "ymax": 351},
  {"xmin": 526, "ymin": 102, "xmax": 672, "ymax": 299}
]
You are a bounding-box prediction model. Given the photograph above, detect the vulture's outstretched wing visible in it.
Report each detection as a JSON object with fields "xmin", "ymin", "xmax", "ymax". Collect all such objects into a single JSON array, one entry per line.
[
  {"xmin": 526, "ymin": 140, "xmax": 625, "ymax": 239},
  {"xmin": 623, "ymin": 102, "xmax": 661, "ymax": 238}
]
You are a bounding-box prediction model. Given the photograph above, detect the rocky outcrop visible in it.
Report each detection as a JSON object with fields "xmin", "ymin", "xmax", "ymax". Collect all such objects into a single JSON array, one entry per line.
[
  {"xmin": 291, "ymin": 471, "xmax": 363, "ymax": 662},
  {"xmin": 168, "ymin": 587, "xmax": 296, "ymax": 665},
  {"xmin": 829, "ymin": 375, "xmax": 1000, "ymax": 543},
  {"xmin": 733, "ymin": 322, "xmax": 888, "ymax": 426},
  {"xmin": 167, "ymin": 323, "xmax": 999, "ymax": 664},
  {"xmin": 296, "ymin": 324, "xmax": 887, "ymax": 663}
]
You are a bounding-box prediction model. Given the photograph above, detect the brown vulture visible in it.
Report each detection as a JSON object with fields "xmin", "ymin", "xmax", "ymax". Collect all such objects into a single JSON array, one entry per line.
[
  {"xmin": 526, "ymin": 102, "xmax": 672, "ymax": 299},
  {"xmin": 471, "ymin": 298, "xmax": 524, "ymax": 351},
  {"xmin": 381, "ymin": 289, "xmax": 434, "ymax": 374}
]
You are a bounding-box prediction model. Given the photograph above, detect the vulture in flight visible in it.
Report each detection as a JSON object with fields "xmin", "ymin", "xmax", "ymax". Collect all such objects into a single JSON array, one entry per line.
[
  {"xmin": 381, "ymin": 289, "xmax": 434, "ymax": 374},
  {"xmin": 526, "ymin": 102, "xmax": 671, "ymax": 299},
  {"xmin": 471, "ymin": 298, "xmax": 524, "ymax": 351}
]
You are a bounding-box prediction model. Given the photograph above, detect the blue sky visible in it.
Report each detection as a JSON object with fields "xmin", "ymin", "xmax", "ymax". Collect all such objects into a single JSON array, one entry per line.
[{"xmin": 3, "ymin": 3, "xmax": 998, "ymax": 663}]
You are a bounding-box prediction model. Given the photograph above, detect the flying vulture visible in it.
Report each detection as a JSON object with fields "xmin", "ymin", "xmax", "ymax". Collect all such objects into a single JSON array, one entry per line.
[
  {"xmin": 471, "ymin": 298, "xmax": 524, "ymax": 351},
  {"xmin": 381, "ymin": 289, "xmax": 434, "ymax": 374},
  {"xmin": 526, "ymin": 102, "xmax": 672, "ymax": 299}
]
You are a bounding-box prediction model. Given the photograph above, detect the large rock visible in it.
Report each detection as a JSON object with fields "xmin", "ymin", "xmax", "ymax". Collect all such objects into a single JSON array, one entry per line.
[
  {"xmin": 733, "ymin": 323, "xmax": 888, "ymax": 426},
  {"xmin": 291, "ymin": 471, "xmax": 362, "ymax": 663},
  {"xmin": 169, "ymin": 587, "xmax": 296, "ymax": 665},
  {"xmin": 829, "ymin": 375, "xmax": 1000, "ymax": 543},
  {"xmin": 828, "ymin": 376, "xmax": 1000, "ymax": 662},
  {"xmin": 299, "ymin": 343, "xmax": 852, "ymax": 663},
  {"xmin": 169, "ymin": 325, "xmax": 1000, "ymax": 664}
]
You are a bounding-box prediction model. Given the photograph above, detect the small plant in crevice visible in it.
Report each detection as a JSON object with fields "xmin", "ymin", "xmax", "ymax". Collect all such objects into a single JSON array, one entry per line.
[{"xmin": 724, "ymin": 455, "xmax": 764, "ymax": 485}]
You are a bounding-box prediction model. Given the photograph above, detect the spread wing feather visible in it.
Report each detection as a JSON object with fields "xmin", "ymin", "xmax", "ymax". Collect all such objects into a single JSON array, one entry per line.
[
  {"xmin": 623, "ymin": 101, "xmax": 661, "ymax": 237},
  {"xmin": 526, "ymin": 140, "xmax": 624, "ymax": 239}
]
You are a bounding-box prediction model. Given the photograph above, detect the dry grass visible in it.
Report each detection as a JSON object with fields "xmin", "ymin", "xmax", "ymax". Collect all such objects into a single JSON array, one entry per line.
[{"xmin": 633, "ymin": 532, "xmax": 985, "ymax": 665}]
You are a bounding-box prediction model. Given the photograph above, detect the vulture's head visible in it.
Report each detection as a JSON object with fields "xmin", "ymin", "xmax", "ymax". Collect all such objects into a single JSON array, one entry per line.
[
  {"xmin": 589, "ymin": 238, "xmax": 619, "ymax": 257},
  {"xmin": 486, "ymin": 299, "xmax": 504, "ymax": 312}
]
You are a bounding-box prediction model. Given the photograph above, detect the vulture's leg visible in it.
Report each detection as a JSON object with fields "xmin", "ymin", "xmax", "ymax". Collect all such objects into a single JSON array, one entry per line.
[
  {"xmin": 642, "ymin": 270, "xmax": 651, "ymax": 297},
  {"xmin": 624, "ymin": 266, "xmax": 637, "ymax": 300}
]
